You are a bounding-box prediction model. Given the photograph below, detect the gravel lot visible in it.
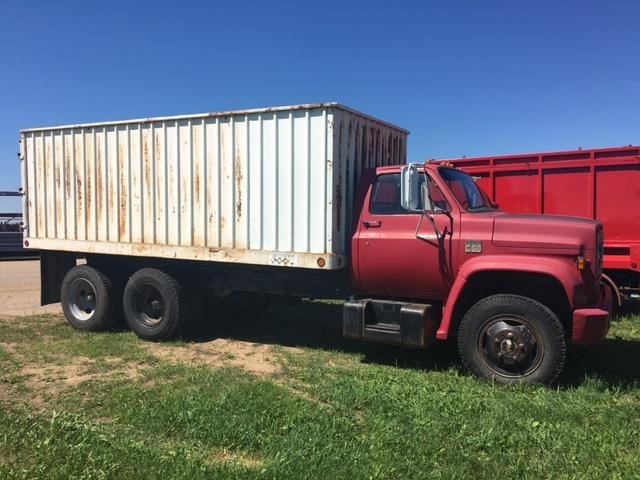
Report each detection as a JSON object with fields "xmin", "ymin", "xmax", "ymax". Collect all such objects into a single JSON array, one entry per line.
[{"xmin": 0, "ymin": 259, "xmax": 62, "ymax": 316}]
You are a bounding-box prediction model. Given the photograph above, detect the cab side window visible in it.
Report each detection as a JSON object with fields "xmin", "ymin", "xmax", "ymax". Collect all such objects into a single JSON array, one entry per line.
[
  {"xmin": 370, "ymin": 173, "xmax": 450, "ymax": 215},
  {"xmin": 370, "ymin": 173, "xmax": 425, "ymax": 214},
  {"xmin": 370, "ymin": 174, "xmax": 403, "ymax": 214}
]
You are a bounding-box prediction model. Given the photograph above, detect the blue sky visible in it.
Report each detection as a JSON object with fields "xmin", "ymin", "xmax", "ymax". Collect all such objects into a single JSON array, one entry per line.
[{"xmin": 1, "ymin": 0, "xmax": 638, "ymax": 210}]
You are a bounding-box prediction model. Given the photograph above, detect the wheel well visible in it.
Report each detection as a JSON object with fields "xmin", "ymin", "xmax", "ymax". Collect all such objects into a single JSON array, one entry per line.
[{"xmin": 451, "ymin": 271, "xmax": 572, "ymax": 336}]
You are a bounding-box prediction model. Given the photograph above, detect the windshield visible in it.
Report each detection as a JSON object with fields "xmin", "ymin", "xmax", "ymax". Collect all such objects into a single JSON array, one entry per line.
[{"xmin": 438, "ymin": 167, "xmax": 495, "ymax": 212}]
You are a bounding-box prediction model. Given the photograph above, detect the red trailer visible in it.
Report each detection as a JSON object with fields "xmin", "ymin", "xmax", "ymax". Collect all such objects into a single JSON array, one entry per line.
[{"xmin": 441, "ymin": 146, "xmax": 640, "ymax": 308}]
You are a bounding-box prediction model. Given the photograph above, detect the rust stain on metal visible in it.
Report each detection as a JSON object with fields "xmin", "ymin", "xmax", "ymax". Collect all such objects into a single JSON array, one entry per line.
[
  {"xmin": 153, "ymin": 130, "xmax": 163, "ymax": 223},
  {"xmin": 95, "ymin": 139, "xmax": 104, "ymax": 227},
  {"xmin": 64, "ymin": 144, "xmax": 71, "ymax": 194},
  {"xmin": 335, "ymin": 120, "xmax": 344, "ymax": 232},
  {"xmin": 195, "ymin": 172, "xmax": 201, "ymax": 200},
  {"xmin": 180, "ymin": 126, "xmax": 190, "ymax": 225},
  {"xmin": 55, "ymin": 198, "xmax": 63, "ymax": 238},
  {"xmin": 54, "ymin": 138, "xmax": 63, "ymax": 236},
  {"xmin": 119, "ymin": 142, "xmax": 127, "ymax": 241},
  {"xmin": 55, "ymin": 154, "xmax": 61, "ymax": 190},
  {"xmin": 193, "ymin": 126, "xmax": 202, "ymax": 208},
  {"xmin": 85, "ymin": 134, "xmax": 93, "ymax": 221},
  {"xmin": 75, "ymin": 135, "xmax": 84, "ymax": 235},
  {"xmin": 133, "ymin": 243, "xmax": 152, "ymax": 254},
  {"xmin": 143, "ymin": 131, "xmax": 152, "ymax": 200},
  {"xmin": 168, "ymin": 153, "xmax": 176, "ymax": 216},
  {"xmin": 208, "ymin": 247, "xmax": 220, "ymax": 253},
  {"xmin": 75, "ymin": 174, "xmax": 83, "ymax": 232},
  {"xmin": 234, "ymin": 139, "xmax": 242, "ymax": 218},
  {"xmin": 181, "ymin": 178, "xmax": 189, "ymax": 220},
  {"xmin": 35, "ymin": 137, "xmax": 45, "ymax": 235}
]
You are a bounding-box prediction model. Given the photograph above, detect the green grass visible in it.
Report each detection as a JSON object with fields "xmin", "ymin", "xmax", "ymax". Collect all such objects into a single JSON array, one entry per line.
[{"xmin": 1, "ymin": 309, "xmax": 640, "ymax": 479}]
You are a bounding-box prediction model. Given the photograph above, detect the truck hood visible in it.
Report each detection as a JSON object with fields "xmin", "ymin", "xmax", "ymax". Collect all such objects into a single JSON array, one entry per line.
[{"xmin": 492, "ymin": 213, "xmax": 597, "ymax": 254}]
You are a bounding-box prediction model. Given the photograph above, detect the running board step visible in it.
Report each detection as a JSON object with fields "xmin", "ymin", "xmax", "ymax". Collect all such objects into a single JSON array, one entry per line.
[{"xmin": 343, "ymin": 299, "xmax": 436, "ymax": 349}]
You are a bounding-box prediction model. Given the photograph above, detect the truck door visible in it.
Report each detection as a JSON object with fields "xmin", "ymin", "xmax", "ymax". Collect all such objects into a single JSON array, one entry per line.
[{"xmin": 355, "ymin": 172, "xmax": 456, "ymax": 300}]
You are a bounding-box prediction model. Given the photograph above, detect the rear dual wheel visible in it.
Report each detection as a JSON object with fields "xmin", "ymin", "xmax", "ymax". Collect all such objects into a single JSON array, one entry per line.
[
  {"xmin": 123, "ymin": 268, "xmax": 185, "ymax": 341},
  {"xmin": 61, "ymin": 265, "xmax": 120, "ymax": 331},
  {"xmin": 62, "ymin": 265, "xmax": 198, "ymax": 341}
]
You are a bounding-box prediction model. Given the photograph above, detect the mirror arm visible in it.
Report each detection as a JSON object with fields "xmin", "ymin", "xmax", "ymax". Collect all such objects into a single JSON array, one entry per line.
[
  {"xmin": 415, "ymin": 180, "xmax": 443, "ymax": 243},
  {"xmin": 414, "ymin": 211, "xmax": 426, "ymax": 240},
  {"xmin": 415, "ymin": 209, "xmax": 443, "ymax": 244}
]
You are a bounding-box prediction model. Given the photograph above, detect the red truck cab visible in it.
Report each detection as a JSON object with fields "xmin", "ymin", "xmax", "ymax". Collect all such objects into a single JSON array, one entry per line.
[{"xmin": 344, "ymin": 163, "xmax": 610, "ymax": 384}]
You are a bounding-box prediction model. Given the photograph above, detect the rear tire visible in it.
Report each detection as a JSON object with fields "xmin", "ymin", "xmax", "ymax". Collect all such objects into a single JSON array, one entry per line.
[
  {"xmin": 457, "ymin": 294, "xmax": 567, "ymax": 385},
  {"xmin": 123, "ymin": 268, "xmax": 183, "ymax": 341},
  {"xmin": 61, "ymin": 265, "xmax": 117, "ymax": 332}
]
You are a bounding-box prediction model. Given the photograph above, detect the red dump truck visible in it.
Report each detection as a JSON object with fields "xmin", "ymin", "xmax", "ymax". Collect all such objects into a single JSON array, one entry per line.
[
  {"xmin": 20, "ymin": 103, "xmax": 610, "ymax": 384},
  {"xmin": 442, "ymin": 146, "xmax": 639, "ymax": 310}
]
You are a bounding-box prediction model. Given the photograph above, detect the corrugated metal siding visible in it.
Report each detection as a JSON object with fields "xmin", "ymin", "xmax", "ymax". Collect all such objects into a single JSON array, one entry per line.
[
  {"xmin": 331, "ymin": 109, "xmax": 407, "ymax": 254},
  {"xmin": 21, "ymin": 104, "xmax": 407, "ymax": 269}
]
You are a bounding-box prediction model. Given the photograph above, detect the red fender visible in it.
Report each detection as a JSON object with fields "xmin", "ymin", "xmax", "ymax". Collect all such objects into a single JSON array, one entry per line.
[{"xmin": 436, "ymin": 255, "xmax": 582, "ymax": 340}]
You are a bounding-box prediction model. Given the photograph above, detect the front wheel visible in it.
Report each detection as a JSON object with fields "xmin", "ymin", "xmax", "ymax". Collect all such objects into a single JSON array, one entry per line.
[{"xmin": 457, "ymin": 294, "xmax": 567, "ymax": 385}]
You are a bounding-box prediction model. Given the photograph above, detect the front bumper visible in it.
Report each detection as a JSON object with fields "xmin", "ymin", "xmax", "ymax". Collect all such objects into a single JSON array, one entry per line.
[{"xmin": 571, "ymin": 284, "xmax": 612, "ymax": 346}]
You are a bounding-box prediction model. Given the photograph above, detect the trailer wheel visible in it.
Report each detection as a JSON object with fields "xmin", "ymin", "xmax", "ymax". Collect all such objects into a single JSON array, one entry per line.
[
  {"xmin": 123, "ymin": 268, "xmax": 183, "ymax": 341},
  {"xmin": 457, "ymin": 294, "xmax": 566, "ymax": 385},
  {"xmin": 61, "ymin": 265, "xmax": 117, "ymax": 331}
]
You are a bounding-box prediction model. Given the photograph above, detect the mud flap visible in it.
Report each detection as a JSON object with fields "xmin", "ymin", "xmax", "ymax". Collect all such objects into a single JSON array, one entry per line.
[{"xmin": 40, "ymin": 251, "xmax": 77, "ymax": 305}]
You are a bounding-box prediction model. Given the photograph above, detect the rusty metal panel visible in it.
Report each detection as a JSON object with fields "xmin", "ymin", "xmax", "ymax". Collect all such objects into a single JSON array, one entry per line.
[
  {"xmin": 63, "ymin": 132, "xmax": 74, "ymax": 239},
  {"xmin": 53, "ymin": 132, "xmax": 65, "ymax": 240},
  {"xmin": 21, "ymin": 103, "xmax": 407, "ymax": 269},
  {"xmin": 106, "ymin": 127, "xmax": 118, "ymax": 242}
]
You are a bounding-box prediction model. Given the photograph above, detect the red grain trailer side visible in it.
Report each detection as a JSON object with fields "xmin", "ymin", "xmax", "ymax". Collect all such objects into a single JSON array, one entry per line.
[{"xmin": 442, "ymin": 146, "xmax": 640, "ymax": 308}]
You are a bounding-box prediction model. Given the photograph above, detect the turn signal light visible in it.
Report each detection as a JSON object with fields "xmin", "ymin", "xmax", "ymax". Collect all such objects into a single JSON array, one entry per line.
[{"xmin": 576, "ymin": 256, "xmax": 588, "ymax": 270}]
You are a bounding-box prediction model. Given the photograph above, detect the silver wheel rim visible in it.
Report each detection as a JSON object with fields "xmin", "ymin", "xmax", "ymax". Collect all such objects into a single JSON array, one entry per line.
[
  {"xmin": 134, "ymin": 283, "xmax": 165, "ymax": 327},
  {"xmin": 476, "ymin": 314, "xmax": 544, "ymax": 378},
  {"xmin": 66, "ymin": 278, "xmax": 97, "ymax": 322}
]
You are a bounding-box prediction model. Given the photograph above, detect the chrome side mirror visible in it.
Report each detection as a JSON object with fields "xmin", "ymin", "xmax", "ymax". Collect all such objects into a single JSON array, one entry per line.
[{"xmin": 400, "ymin": 164, "xmax": 421, "ymax": 211}]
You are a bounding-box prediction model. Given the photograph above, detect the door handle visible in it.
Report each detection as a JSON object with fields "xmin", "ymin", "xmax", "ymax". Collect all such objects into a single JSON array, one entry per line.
[{"xmin": 363, "ymin": 220, "xmax": 381, "ymax": 228}]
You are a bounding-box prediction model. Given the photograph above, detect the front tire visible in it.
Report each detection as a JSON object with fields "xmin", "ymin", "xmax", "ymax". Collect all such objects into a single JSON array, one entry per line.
[
  {"xmin": 457, "ymin": 294, "xmax": 567, "ymax": 385},
  {"xmin": 61, "ymin": 265, "xmax": 118, "ymax": 331},
  {"xmin": 123, "ymin": 268, "xmax": 184, "ymax": 341}
]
